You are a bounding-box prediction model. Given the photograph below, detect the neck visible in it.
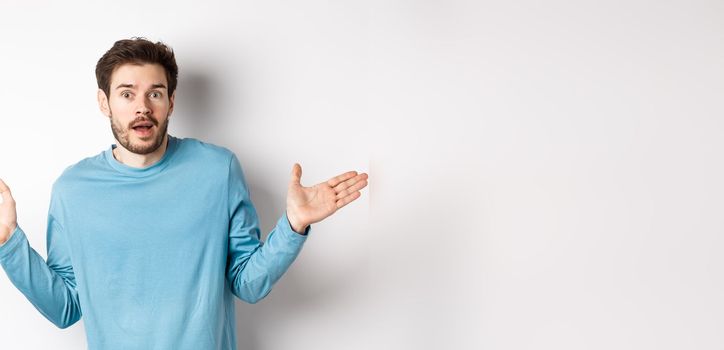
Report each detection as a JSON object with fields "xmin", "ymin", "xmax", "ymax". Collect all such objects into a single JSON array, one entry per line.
[{"xmin": 112, "ymin": 135, "xmax": 169, "ymax": 168}]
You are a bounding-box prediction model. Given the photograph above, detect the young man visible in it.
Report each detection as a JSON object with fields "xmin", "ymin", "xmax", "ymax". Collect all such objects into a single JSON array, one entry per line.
[{"xmin": 0, "ymin": 38, "xmax": 368, "ymax": 349}]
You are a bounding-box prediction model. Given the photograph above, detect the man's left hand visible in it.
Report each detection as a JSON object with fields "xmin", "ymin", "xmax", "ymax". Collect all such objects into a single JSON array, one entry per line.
[{"xmin": 286, "ymin": 163, "xmax": 369, "ymax": 234}]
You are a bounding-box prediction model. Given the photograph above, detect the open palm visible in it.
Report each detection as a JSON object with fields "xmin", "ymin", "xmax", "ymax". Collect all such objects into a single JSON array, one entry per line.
[{"xmin": 286, "ymin": 164, "xmax": 368, "ymax": 233}]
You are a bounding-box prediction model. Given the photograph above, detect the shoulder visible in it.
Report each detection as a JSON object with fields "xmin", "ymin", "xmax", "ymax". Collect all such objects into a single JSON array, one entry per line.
[
  {"xmin": 172, "ymin": 137, "xmax": 246, "ymax": 189},
  {"xmin": 52, "ymin": 151, "xmax": 107, "ymax": 193},
  {"xmin": 174, "ymin": 136, "xmax": 237, "ymax": 166},
  {"xmin": 175, "ymin": 137, "xmax": 235, "ymax": 158}
]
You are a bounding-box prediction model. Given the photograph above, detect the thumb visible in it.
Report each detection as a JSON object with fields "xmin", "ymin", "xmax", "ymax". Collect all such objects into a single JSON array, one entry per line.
[
  {"xmin": 290, "ymin": 163, "xmax": 302, "ymax": 185},
  {"xmin": 0, "ymin": 178, "xmax": 13, "ymax": 204}
]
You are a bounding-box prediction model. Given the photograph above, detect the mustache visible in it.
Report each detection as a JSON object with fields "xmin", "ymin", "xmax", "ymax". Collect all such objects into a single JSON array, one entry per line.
[{"xmin": 128, "ymin": 116, "xmax": 159, "ymax": 129}]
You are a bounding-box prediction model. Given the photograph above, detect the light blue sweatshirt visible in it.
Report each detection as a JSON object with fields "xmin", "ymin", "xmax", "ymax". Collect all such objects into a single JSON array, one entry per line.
[{"xmin": 0, "ymin": 135, "xmax": 309, "ymax": 349}]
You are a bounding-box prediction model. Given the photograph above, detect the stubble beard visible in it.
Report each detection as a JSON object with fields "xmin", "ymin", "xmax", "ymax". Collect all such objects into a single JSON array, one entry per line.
[{"xmin": 109, "ymin": 112, "xmax": 170, "ymax": 155}]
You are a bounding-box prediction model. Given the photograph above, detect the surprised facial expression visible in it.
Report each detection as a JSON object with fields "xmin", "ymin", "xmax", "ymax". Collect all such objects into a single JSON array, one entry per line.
[{"xmin": 100, "ymin": 63, "xmax": 174, "ymax": 155}]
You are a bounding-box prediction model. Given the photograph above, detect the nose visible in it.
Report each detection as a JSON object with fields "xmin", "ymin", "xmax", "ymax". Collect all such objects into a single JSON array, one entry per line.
[{"xmin": 136, "ymin": 98, "xmax": 151, "ymax": 116}]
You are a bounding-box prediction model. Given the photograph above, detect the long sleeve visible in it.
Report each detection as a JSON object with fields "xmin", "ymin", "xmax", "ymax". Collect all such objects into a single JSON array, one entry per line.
[
  {"xmin": 225, "ymin": 154, "xmax": 309, "ymax": 303},
  {"xmin": 0, "ymin": 213, "xmax": 82, "ymax": 328}
]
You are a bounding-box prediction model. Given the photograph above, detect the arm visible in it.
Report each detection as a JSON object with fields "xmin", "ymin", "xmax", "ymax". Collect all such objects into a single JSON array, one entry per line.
[
  {"xmin": 225, "ymin": 156, "xmax": 309, "ymax": 303},
  {"xmin": 0, "ymin": 179, "xmax": 82, "ymax": 328},
  {"xmin": 224, "ymin": 156, "xmax": 369, "ymax": 303}
]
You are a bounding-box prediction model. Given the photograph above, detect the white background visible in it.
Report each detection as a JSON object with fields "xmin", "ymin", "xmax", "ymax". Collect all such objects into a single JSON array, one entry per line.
[{"xmin": 1, "ymin": 0, "xmax": 723, "ymax": 349}]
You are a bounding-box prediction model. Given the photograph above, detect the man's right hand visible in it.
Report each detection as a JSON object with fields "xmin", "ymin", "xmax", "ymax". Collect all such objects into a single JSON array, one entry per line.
[{"xmin": 0, "ymin": 179, "xmax": 18, "ymax": 245}]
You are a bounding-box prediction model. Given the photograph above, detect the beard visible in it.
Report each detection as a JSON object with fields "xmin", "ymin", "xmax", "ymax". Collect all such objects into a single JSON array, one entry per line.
[{"xmin": 109, "ymin": 111, "xmax": 170, "ymax": 155}]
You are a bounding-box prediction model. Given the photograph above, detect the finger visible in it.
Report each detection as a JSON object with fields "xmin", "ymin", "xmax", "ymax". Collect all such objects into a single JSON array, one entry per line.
[
  {"xmin": 336, "ymin": 191, "xmax": 361, "ymax": 209},
  {"xmin": 0, "ymin": 179, "xmax": 13, "ymax": 203},
  {"xmin": 327, "ymin": 171, "xmax": 358, "ymax": 188},
  {"xmin": 336, "ymin": 179, "xmax": 368, "ymax": 200},
  {"xmin": 290, "ymin": 163, "xmax": 302, "ymax": 185},
  {"xmin": 333, "ymin": 173, "xmax": 368, "ymax": 193}
]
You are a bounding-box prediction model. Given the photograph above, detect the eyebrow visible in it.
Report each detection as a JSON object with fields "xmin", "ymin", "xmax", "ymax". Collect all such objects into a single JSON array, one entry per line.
[{"xmin": 115, "ymin": 83, "xmax": 167, "ymax": 90}]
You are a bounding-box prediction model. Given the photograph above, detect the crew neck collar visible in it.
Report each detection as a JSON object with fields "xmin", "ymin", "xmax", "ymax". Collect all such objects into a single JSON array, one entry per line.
[{"xmin": 104, "ymin": 135, "xmax": 179, "ymax": 177}]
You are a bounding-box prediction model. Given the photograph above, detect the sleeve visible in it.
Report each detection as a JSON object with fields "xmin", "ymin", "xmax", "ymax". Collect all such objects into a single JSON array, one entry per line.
[
  {"xmin": 225, "ymin": 154, "xmax": 310, "ymax": 304},
  {"xmin": 0, "ymin": 195, "xmax": 82, "ymax": 329}
]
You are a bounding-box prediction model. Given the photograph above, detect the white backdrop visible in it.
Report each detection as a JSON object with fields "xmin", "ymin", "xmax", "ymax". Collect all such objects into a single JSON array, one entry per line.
[{"xmin": 1, "ymin": 0, "xmax": 723, "ymax": 349}]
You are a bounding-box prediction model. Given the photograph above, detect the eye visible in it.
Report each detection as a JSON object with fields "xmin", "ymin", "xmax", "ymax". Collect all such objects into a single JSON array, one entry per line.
[
  {"xmin": 121, "ymin": 91, "xmax": 133, "ymax": 99},
  {"xmin": 149, "ymin": 91, "xmax": 163, "ymax": 99}
]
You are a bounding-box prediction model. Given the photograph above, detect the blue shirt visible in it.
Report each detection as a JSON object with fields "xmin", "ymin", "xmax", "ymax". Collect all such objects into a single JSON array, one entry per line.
[{"xmin": 0, "ymin": 136, "xmax": 309, "ymax": 349}]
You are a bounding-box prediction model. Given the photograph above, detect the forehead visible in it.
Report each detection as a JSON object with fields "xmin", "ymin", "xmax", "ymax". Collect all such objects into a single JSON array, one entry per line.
[{"xmin": 110, "ymin": 63, "xmax": 168, "ymax": 88}]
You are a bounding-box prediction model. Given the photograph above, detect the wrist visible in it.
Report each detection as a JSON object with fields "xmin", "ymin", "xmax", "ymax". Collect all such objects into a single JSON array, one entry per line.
[
  {"xmin": 286, "ymin": 211, "xmax": 308, "ymax": 235},
  {"xmin": 290, "ymin": 221, "xmax": 308, "ymax": 235},
  {"xmin": 0, "ymin": 224, "xmax": 14, "ymax": 245}
]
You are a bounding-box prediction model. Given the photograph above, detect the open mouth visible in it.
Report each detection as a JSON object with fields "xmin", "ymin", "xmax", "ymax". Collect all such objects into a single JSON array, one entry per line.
[
  {"xmin": 132, "ymin": 121, "xmax": 154, "ymax": 129},
  {"xmin": 131, "ymin": 122, "xmax": 155, "ymax": 137}
]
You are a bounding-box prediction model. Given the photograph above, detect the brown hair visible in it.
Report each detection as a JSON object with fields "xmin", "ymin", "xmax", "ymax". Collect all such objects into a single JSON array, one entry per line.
[{"xmin": 95, "ymin": 37, "xmax": 178, "ymax": 99}]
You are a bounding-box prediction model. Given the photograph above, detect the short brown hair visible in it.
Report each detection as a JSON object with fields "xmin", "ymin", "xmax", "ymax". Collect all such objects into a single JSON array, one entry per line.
[{"xmin": 95, "ymin": 37, "xmax": 178, "ymax": 98}]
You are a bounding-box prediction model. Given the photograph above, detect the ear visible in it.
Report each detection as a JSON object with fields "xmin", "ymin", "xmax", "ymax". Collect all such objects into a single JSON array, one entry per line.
[
  {"xmin": 97, "ymin": 89, "xmax": 111, "ymax": 117},
  {"xmin": 168, "ymin": 91, "xmax": 175, "ymax": 117}
]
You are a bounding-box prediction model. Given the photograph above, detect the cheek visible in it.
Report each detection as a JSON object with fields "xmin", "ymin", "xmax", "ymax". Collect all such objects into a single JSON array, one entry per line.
[
  {"xmin": 109, "ymin": 100, "xmax": 134, "ymax": 114},
  {"xmin": 152, "ymin": 101, "xmax": 171, "ymax": 113}
]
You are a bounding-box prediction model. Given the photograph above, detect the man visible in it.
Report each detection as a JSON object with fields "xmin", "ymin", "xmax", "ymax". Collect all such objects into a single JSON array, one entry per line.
[{"xmin": 0, "ymin": 37, "xmax": 368, "ymax": 349}]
